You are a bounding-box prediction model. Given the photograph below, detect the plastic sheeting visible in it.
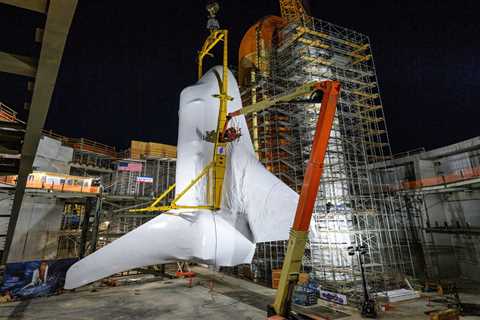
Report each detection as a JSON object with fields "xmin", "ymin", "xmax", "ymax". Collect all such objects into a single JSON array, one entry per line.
[{"xmin": 64, "ymin": 66, "xmax": 305, "ymax": 289}]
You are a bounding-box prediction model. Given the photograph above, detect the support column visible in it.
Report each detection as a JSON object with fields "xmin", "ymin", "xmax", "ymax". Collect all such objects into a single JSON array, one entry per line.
[
  {"xmin": 89, "ymin": 194, "xmax": 102, "ymax": 254},
  {"xmin": 78, "ymin": 199, "xmax": 93, "ymax": 258}
]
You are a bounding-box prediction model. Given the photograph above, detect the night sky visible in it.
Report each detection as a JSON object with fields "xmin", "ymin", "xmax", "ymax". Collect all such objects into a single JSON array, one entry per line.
[{"xmin": 1, "ymin": 1, "xmax": 479, "ymax": 154}]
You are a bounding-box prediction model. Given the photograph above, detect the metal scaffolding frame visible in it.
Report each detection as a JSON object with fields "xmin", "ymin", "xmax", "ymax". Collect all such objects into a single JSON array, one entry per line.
[
  {"xmin": 111, "ymin": 158, "xmax": 176, "ymax": 203},
  {"xmin": 242, "ymin": 16, "xmax": 415, "ymax": 303}
]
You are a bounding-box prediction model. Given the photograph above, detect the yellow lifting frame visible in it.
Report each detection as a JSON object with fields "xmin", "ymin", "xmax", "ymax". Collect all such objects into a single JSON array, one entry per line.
[
  {"xmin": 198, "ymin": 28, "xmax": 231, "ymax": 210},
  {"xmin": 132, "ymin": 29, "xmax": 231, "ymax": 214}
]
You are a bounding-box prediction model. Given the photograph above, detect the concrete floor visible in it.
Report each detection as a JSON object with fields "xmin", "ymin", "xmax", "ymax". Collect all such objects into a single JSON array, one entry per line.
[
  {"xmin": 0, "ymin": 279, "xmax": 266, "ymax": 320},
  {"xmin": 0, "ymin": 268, "xmax": 478, "ymax": 320}
]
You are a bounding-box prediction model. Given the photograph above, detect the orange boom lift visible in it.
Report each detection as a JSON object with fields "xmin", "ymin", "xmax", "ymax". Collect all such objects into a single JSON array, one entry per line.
[{"xmin": 267, "ymin": 80, "xmax": 340, "ymax": 319}]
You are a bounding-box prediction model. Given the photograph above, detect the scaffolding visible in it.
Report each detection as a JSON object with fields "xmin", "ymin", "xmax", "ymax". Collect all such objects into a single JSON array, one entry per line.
[
  {"xmin": 111, "ymin": 158, "xmax": 176, "ymax": 202},
  {"xmin": 98, "ymin": 157, "xmax": 176, "ymax": 248},
  {"xmin": 241, "ymin": 16, "xmax": 415, "ymax": 303},
  {"xmin": 57, "ymin": 202, "xmax": 87, "ymax": 259}
]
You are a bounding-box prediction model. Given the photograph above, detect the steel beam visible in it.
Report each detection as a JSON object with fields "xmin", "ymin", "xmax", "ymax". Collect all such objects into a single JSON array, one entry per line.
[
  {"xmin": 0, "ymin": 51, "xmax": 37, "ymax": 77},
  {"xmin": 0, "ymin": 0, "xmax": 48, "ymax": 13},
  {"xmin": 2, "ymin": 0, "xmax": 78, "ymax": 264}
]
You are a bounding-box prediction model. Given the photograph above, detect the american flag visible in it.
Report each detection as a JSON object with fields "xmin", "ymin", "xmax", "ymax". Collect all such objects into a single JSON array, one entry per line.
[{"xmin": 118, "ymin": 161, "xmax": 143, "ymax": 172}]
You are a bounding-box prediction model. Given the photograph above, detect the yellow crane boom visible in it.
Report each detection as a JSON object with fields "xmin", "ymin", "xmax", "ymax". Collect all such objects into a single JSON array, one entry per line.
[{"xmin": 279, "ymin": 0, "xmax": 306, "ymax": 22}]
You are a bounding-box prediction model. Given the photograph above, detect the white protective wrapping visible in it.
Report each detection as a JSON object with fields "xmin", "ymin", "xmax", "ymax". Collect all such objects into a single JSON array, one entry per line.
[{"xmin": 64, "ymin": 66, "xmax": 308, "ymax": 289}]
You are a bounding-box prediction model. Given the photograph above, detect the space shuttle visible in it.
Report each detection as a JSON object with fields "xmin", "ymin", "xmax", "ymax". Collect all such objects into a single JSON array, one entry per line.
[{"xmin": 64, "ymin": 66, "xmax": 309, "ymax": 289}]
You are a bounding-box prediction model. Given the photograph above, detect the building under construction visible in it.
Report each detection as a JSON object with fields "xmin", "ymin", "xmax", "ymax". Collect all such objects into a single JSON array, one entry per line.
[{"xmin": 237, "ymin": 11, "xmax": 414, "ymax": 302}]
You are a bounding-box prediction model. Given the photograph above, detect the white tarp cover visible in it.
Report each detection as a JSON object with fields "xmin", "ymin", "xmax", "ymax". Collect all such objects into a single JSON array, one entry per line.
[{"xmin": 64, "ymin": 66, "xmax": 303, "ymax": 289}]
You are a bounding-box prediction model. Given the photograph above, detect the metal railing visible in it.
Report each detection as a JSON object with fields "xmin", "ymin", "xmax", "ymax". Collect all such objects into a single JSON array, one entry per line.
[{"xmin": 400, "ymin": 165, "xmax": 480, "ymax": 190}]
